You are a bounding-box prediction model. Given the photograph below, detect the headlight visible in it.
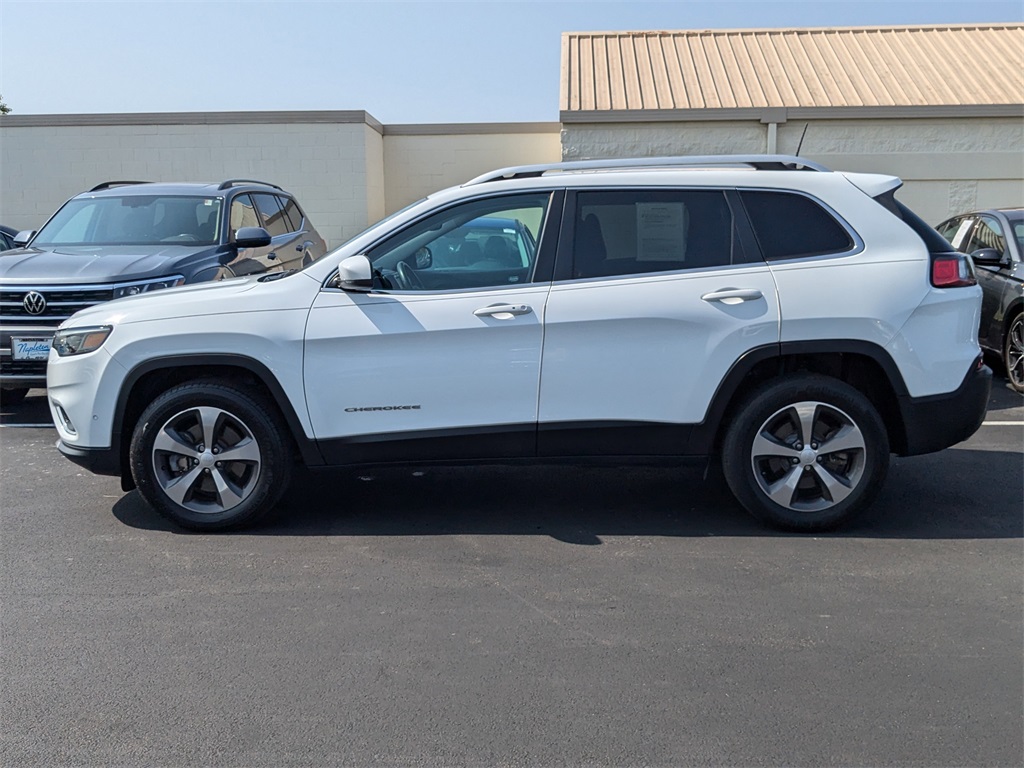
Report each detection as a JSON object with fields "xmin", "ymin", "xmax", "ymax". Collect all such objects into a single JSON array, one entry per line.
[
  {"xmin": 52, "ymin": 325, "xmax": 113, "ymax": 357},
  {"xmin": 112, "ymin": 276, "xmax": 185, "ymax": 299}
]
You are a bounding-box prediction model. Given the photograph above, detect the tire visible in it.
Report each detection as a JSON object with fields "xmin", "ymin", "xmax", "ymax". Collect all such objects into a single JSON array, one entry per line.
[
  {"xmin": 721, "ymin": 375, "xmax": 889, "ymax": 532},
  {"xmin": 1003, "ymin": 312, "xmax": 1024, "ymax": 394},
  {"xmin": 129, "ymin": 380, "xmax": 292, "ymax": 531},
  {"xmin": 0, "ymin": 388, "xmax": 29, "ymax": 406}
]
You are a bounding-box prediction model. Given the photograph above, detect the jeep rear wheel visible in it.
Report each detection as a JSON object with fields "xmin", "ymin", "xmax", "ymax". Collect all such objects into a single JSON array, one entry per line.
[
  {"xmin": 130, "ymin": 380, "xmax": 291, "ymax": 531},
  {"xmin": 722, "ymin": 375, "xmax": 889, "ymax": 532}
]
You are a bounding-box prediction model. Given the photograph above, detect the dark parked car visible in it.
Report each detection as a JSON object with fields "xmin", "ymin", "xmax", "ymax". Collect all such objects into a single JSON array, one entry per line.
[
  {"xmin": 935, "ymin": 208, "xmax": 1024, "ymax": 392},
  {"xmin": 0, "ymin": 179, "xmax": 327, "ymax": 404},
  {"xmin": 0, "ymin": 224, "xmax": 18, "ymax": 251}
]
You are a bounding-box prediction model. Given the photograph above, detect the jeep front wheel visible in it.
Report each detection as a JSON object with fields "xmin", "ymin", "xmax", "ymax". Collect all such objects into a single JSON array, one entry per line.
[
  {"xmin": 129, "ymin": 380, "xmax": 291, "ymax": 531},
  {"xmin": 722, "ymin": 376, "xmax": 889, "ymax": 532}
]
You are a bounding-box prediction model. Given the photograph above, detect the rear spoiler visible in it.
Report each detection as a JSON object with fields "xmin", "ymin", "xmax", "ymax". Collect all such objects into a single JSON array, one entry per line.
[{"xmin": 840, "ymin": 172, "xmax": 903, "ymax": 198}]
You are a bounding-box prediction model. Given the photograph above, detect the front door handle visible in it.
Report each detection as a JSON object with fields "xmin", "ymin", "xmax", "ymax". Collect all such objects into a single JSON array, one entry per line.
[
  {"xmin": 474, "ymin": 304, "xmax": 532, "ymax": 319},
  {"xmin": 701, "ymin": 288, "xmax": 763, "ymax": 304}
]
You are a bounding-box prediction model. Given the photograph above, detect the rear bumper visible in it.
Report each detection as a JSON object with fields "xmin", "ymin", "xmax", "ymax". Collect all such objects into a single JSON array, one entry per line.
[{"xmin": 897, "ymin": 360, "xmax": 992, "ymax": 456}]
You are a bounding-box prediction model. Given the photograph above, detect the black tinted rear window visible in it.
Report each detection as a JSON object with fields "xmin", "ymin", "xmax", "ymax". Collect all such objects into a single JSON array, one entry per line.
[{"xmin": 740, "ymin": 191, "xmax": 854, "ymax": 260}]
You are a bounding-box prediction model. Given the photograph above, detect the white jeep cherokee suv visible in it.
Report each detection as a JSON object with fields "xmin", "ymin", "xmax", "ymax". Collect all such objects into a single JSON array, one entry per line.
[{"xmin": 48, "ymin": 155, "xmax": 991, "ymax": 532}]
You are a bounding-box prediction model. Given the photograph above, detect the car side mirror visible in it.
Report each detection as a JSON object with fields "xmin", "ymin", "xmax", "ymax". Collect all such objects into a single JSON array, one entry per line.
[
  {"xmin": 336, "ymin": 254, "xmax": 373, "ymax": 292},
  {"xmin": 970, "ymin": 247, "xmax": 1005, "ymax": 266},
  {"xmin": 13, "ymin": 230, "xmax": 35, "ymax": 247},
  {"xmin": 234, "ymin": 226, "xmax": 272, "ymax": 249}
]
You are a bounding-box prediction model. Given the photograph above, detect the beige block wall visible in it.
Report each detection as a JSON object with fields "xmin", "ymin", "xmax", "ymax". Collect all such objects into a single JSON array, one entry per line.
[
  {"xmin": 561, "ymin": 117, "xmax": 1024, "ymax": 224},
  {"xmin": 364, "ymin": 124, "xmax": 386, "ymax": 229},
  {"xmin": 382, "ymin": 127, "xmax": 562, "ymax": 213},
  {"xmin": 0, "ymin": 116, "xmax": 562, "ymax": 249},
  {"xmin": 0, "ymin": 117, "xmax": 381, "ymax": 248},
  {"xmin": 2, "ymin": 112, "xmax": 1019, "ymax": 250},
  {"xmin": 561, "ymin": 121, "xmax": 768, "ymax": 159}
]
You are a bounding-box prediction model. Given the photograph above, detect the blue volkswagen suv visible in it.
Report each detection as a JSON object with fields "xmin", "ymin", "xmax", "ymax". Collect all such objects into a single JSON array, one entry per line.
[{"xmin": 0, "ymin": 179, "xmax": 327, "ymax": 404}]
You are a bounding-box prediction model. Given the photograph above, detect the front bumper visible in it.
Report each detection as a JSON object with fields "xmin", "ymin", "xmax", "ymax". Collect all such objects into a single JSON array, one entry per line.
[
  {"xmin": 897, "ymin": 360, "xmax": 992, "ymax": 456},
  {"xmin": 56, "ymin": 438, "xmax": 121, "ymax": 476}
]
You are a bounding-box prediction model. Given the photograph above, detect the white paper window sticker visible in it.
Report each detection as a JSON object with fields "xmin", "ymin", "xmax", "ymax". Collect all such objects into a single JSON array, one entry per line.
[
  {"xmin": 952, "ymin": 218, "xmax": 973, "ymax": 250},
  {"xmin": 637, "ymin": 202, "xmax": 688, "ymax": 261}
]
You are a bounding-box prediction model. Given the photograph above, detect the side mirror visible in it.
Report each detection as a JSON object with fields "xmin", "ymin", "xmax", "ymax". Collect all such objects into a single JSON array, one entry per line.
[
  {"xmin": 336, "ymin": 254, "xmax": 373, "ymax": 292},
  {"xmin": 970, "ymin": 247, "xmax": 1005, "ymax": 266},
  {"xmin": 13, "ymin": 230, "xmax": 35, "ymax": 247},
  {"xmin": 234, "ymin": 226, "xmax": 272, "ymax": 249}
]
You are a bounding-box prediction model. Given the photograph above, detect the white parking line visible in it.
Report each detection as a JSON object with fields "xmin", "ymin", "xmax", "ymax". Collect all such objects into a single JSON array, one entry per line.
[{"xmin": 981, "ymin": 421, "xmax": 1024, "ymax": 426}]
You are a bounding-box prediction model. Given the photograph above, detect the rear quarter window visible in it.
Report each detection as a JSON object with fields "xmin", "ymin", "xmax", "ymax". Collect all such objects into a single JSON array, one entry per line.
[{"xmin": 739, "ymin": 191, "xmax": 854, "ymax": 260}]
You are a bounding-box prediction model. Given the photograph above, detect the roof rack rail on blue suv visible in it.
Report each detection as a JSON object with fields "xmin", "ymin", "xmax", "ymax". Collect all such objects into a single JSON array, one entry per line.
[
  {"xmin": 217, "ymin": 179, "xmax": 283, "ymax": 191},
  {"xmin": 89, "ymin": 180, "xmax": 151, "ymax": 192},
  {"xmin": 463, "ymin": 154, "xmax": 831, "ymax": 186}
]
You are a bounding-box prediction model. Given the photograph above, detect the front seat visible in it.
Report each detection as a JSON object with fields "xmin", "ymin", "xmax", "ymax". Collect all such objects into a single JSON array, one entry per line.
[
  {"xmin": 482, "ymin": 236, "xmax": 517, "ymax": 267},
  {"xmin": 574, "ymin": 213, "xmax": 608, "ymax": 278}
]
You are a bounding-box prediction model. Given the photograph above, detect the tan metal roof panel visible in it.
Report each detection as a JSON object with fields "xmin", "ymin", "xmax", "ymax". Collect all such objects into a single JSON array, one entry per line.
[{"xmin": 561, "ymin": 24, "xmax": 1024, "ymax": 113}]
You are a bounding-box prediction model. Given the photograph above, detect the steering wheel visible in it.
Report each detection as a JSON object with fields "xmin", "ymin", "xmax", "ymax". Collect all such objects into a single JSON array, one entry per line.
[{"xmin": 395, "ymin": 261, "xmax": 424, "ymax": 290}]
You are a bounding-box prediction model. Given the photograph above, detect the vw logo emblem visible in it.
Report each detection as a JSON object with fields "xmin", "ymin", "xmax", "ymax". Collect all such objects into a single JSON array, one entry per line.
[{"xmin": 23, "ymin": 291, "xmax": 47, "ymax": 315}]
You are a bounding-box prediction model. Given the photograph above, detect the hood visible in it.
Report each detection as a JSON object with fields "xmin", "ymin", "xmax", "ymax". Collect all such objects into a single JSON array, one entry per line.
[
  {"xmin": 61, "ymin": 271, "xmax": 322, "ymax": 328},
  {"xmin": 0, "ymin": 244, "xmax": 215, "ymax": 283}
]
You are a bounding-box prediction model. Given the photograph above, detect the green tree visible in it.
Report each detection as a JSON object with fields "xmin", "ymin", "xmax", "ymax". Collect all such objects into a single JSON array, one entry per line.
[{"xmin": 0, "ymin": 94, "xmax": 10, "ymax": 114}]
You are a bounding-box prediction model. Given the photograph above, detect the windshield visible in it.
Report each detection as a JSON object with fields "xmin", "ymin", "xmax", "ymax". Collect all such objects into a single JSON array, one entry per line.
[{"xmin": 32, "ymin": 195, "xmax": 223, "ymax": 246}]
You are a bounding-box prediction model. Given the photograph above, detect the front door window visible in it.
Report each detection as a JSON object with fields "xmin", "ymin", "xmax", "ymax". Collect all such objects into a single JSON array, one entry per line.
[{"xmin": 365, "ymin": 194, "xmax": 551, "ymax": 292}]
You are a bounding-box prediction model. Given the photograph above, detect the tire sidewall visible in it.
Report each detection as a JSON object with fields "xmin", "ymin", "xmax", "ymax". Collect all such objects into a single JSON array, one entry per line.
[
  {"xmin": 722, "ymin": 376, "xmax": 889, "ymax": 532},
  {"xmin": 130, "ymin": 381, "xmax": 290, "ymax": 531},
  {"xmin": 1003, "ymin": 313, "xmax": 1024, "ymax": 393}
]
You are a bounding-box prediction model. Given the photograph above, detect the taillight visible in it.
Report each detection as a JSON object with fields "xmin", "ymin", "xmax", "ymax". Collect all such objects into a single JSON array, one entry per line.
[{"xmin": 931, "ymin": 253, "xmax": 976, "ymax": 288}]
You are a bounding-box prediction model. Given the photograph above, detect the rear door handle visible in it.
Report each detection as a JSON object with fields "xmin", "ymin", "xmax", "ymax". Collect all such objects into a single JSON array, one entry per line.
[
  {"xmin": 473, "ymin": 304, "xmax": 532, "ymax": 318},
  {"xmin": 701, "ymin": 288, "xmax": 763, "ymax": 304}
]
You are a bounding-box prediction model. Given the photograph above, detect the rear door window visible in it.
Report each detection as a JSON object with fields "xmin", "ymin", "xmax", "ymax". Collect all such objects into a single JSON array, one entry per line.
[{"xmin": 570, "ymin": 189, "xmax": 742, "ymax": 279}]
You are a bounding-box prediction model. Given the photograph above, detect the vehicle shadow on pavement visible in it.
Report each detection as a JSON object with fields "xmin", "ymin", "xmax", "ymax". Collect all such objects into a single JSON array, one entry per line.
[{"xmin": 112, "ymin": 446, "xmax": 1023, "ymax": 541}]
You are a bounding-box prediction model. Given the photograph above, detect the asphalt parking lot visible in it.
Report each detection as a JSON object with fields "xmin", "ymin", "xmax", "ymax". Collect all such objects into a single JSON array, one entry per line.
[{"xmin": 1, "ymin": 381, "xmax": 1022, "ymax": 767}]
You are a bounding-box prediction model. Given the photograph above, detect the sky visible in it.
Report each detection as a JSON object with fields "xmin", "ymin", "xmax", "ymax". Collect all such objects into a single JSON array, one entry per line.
[{"xmin": 0, "ymin": 0, "xmax": 1021, "ymax": 123}]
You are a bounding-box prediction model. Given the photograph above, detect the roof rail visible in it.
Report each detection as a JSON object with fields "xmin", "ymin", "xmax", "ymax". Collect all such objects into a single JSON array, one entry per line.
[
  {"xmin": 217, "ymin": 178, "xmax": 283, "ymax": 191},
  {"xmin": 89, "ymin": 180, "xmax": 151, "ymax": 192},
  {"xmin": 463, "ymin": 154, "xmax": 831, "ymax": 186}
]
